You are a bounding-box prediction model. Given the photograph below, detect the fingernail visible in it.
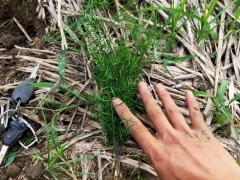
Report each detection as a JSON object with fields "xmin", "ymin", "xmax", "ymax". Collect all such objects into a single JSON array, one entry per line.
[
  {"xmin": 186, "ymin": 90, "xmax": 194, "ymax": 98},
  {"xmin": 112, "ymin": 97, "xmax": 122, "ymax": 106}
]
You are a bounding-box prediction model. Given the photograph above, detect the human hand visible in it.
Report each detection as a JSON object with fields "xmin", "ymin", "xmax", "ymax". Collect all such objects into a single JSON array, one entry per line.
[{"xmin": 112, "ymin": 82, "xmax": 240, "ymax": 180}]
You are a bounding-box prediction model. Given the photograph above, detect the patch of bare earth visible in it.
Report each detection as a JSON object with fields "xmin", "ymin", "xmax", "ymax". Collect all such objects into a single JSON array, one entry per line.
[{"xmin": 0, "ymin": 0, "xmax": 45, "ymax": 87}]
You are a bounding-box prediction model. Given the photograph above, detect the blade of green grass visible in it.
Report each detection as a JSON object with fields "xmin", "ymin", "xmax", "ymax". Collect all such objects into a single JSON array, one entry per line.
[
  {"xmin": 50, "ymin": 117, "xmax": 61, "ymax": 152},
  {"xmin": 209, "ymin": 0, "xmax": 237, "ymax": 25},
  {"xmin": 202, "ymin": 0, "xmax": 218, "ymax": 26},
  {"xmin": 49, "ymin": 143, "xmax": 68, "ymax": 167},
  {"xmin": 193, "ymin": 91, "xmax": 211, "ymax": 97},
  {"xmin": 136, "ymin": 7, "xmax": 201, "ymax": 21},
  {"xmin": 32, "ymin": 153, "xmax": 44, "ymax": 161},
  {"xmin": 3, "ymin": 153, "xmax": 16, "ymax": 167},
  {"xmin": 229, "ymin": 9, "xmax": 240, "ymax": 30},
  {"xmin": 58, "ymin": 50, "xmax": 66, "ymax": 84},
  {"xmin": 41, "ymin": 108, "xmax": 51, "ymax": 164},
  {"xmin": 171, "ymin": 0, "xmax": 187, "ymax": 37},
  {"xmin": 29, "ymin": 82, "xmax": 55, "ymax": 88},
  {"xmin": 229, "ymin": 94, "xmax": 240, "ymax": 105},
  {"xmin": 217, "ymin": 80, "xmax": 228, "ymax": 101}
]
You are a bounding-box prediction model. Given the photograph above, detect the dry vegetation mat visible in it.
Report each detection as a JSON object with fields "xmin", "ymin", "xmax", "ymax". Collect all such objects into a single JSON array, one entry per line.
[{"xmin": 0, "ymin": 0, "xmax": 240, "ymax": 179}]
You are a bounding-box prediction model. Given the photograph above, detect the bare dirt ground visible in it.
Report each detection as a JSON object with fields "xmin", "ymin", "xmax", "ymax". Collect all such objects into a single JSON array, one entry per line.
[{"xmin": 0, "ymin": 0, "xmax": 45, "ymax": 87}]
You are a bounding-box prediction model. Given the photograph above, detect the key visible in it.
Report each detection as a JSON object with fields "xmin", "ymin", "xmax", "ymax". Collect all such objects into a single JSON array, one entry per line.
[
  {"xmin": 11, "ymin": 79, "xmax": 34, "ymax": 105},
  {"xmin": 0, "ymin": 117, "xmax": 28, "ymax": 165},
  {"xmin": 11, "ymin": 65, "xmax": 39, "ymax": 105},
  {"xmin": 17, "ymin": 116, "xmax": 38, "ymax": 150},
  {"xmin": 0, "ymin": 100, "xmax": 7, "ymax": 133},
  {"xmin": 0, "ymin": 98, "xmax": 12, "ymax": 133},
  {"xmin": 4, "ymin": 99, "xmax": 10, "ymax": 127}
]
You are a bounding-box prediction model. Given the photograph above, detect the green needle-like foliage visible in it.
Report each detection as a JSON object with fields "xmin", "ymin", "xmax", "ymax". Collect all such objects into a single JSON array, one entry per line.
[
  {"xmin": 88, "ymin": 27, "xmax": 156, "ymax": 143},
  {"xmin": 64, "ymin": 4, "xmax": 161, "ymax": 144},
  {"xmin": 92, "ymin": 43, "xmax": 143, "ymax": 143}
]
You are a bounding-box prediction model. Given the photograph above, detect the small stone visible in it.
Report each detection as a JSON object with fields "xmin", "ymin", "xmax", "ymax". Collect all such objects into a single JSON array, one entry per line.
[
  {"xmin": 6, "ymin": 164, "xmax": 21, "ymax": 178},
  {"xmin": 25, "ymin": 162, "xmax": 43, "ymax": 180}
]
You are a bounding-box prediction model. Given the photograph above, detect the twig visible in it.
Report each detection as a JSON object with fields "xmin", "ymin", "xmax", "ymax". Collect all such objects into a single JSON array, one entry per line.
[
  {"xmin": 0, "ymin": 56, "xmax": 13, "ymax": 60},
  {"xmin": 114, "ymin": 0, "xmax": 120, "ymax": 10},
  {"xmin": 13, "ymin": 17, "xmax": 33, "ymax": 42},
  {"xmin": 65, "ymin": 130, "xmax": 101, "ymax": 149},
  {"xmin": 14, "ymin": 45, "xmax": 56, "ymax": 55},
  {"xmin": 0, "ymin": 19, "xmax": 11, "ymax": 29},
  {"xmin": 97, "ymin": 148, "xmax": 103, "ymax": 180},
  {"xmin": 231, "ymin": 51, "xmax": 240, "ymax": 83},
  {"xmin": 214, "ymin": 12, "xmax": 226, "ymax": 96},
  {"xmin": 65, "ymin": 107, "xmax": 78, "ymax": 136},
  {"xmin": 36, "ymin": 80, "xmax": 61, "ymax": 109},
  {"xmin": 57, "ymin": 0, "xmax": 68, "ymax": 50},
  {"xmin": 229, "ymin": 77, "xmax": 239, "ymax": 140},
  {"xmin": 78, "ymin": 106, "xmax": 89, "ymax": 133},
  {"xmin": 99, "ymin": 152, "xmax": 157, "ymax": 176},
  {"xmin": 67, "ymin": 79, "xmax": 91, "ymax": 106}
]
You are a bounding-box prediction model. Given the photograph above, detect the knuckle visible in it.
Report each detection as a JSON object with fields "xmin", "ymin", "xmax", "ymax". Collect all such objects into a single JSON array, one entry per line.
[
  {"xmin": 144, "ymin": 99, "xmax": 150, "ymax": 106},
  {"xmin": 190, "ymin": 111, "xmax": 199, "ymax": 116},
  {"xmin": 193, "ymin": 106, "xmax": 200, "ymax": 111},
  {"xmin": 166, "ymin": 107, "xmax": 180, "ymax": 116},
  {"xmin": 168, "ymin": 131, "xmax": 181, "ymax": 144},
  {"xmin": 148, "ymin": 144, "xmax": 170, "ymax": 166},
  {"xmin": 191, "ymin": 106, "xmax": 202, "ymax": 115},
  {"xmin": 115, "ymin": 102, "xmax": 126, "ymax": 111},
  {"xmin": 130, "ymin": 121, "xmax": 143, "ymax": 132},
  {"xmin": 166, "ymin": 107, "xmax": 174, "ymax": 114},
  {"xmin": 148, "ymin": 107, "xmax": 162, "ymax": 118},
  {"xmin": 148, "ymin": 145, "xmax": 166, "ymax": 163},
  {"xmin": 182, "ymin": 128, "xmax": 194, "ymax": 136},
  {"xmin": 190, "ymin": 108, "xmax": 202, "ymax": 118},
  {"xmin": 143, "ymin": 96, "xmax": 153, "ymax": 106},
  {"xmin": 117, "ymin": 105, "xmax": 131, "ymax": 116}
]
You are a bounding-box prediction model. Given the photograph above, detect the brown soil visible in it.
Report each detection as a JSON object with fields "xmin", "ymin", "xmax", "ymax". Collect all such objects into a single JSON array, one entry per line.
[
  {"xmin": 0, "ymin": 0, "xmax": 45, "ymax": 48},
  {"xmin": 0, "ymin": 0, "xmax": 46, "ymax": 178},
  {"xmin": 0, "ymin": 0, "xmax": 46, "ymax": 91}
]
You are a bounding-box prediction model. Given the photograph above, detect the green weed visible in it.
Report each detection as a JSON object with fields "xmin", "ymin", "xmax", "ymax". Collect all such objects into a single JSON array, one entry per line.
[
  {"xmin": 194, "ymin": 80, "xmax": 240, "ymax": 126},
  {"xmin": 137, "ymin": 5, "xmax": 195, "ymax": 50},
  {"xmin": 43, "ymin": 31, "xmax": 61, "ymax": 45},
  {"xmin": 91, "ymin": 43, "xmax": 143, "ymax": 143},
  {"xmin": 158, "ymin": 54, "xmax": 196, "ymax": 72},
  {"xmin": 169, "ymin": 0, "xmax": 187, "ymax": 47},
  {"xmin": 27, "ymin": 81, "xmax": 93, "ymax": 178},
  {"xmin": 195, "ymin": 0, "xmax": 238, "ymax": 44},
  {"xmin": 58, "ymin": 50, "xmax": 66, "ymax": 85},
  {"xmin": 3, "ymin": 153, "xmax": 16, "ymax": 168},
  {"xmin": 230, "ymin": 8, "xmax": 240, "ymax": 31},
  {"xmin": 138, "ymin": 0, "xmax": 238, "ymax": 46}
]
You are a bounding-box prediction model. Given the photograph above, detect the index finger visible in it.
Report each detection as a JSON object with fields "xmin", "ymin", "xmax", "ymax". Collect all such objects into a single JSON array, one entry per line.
[{"xmin": 112, "ymin": 98, "xmax": 158, "ymax": 154}]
